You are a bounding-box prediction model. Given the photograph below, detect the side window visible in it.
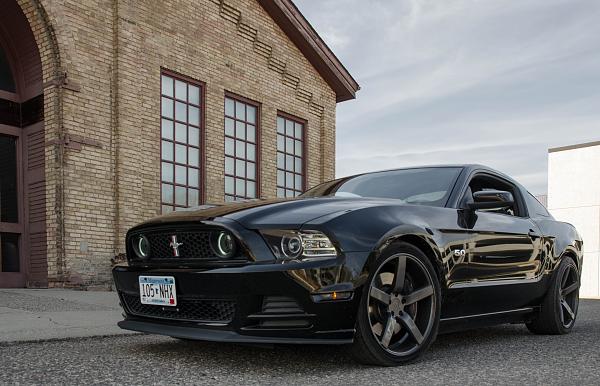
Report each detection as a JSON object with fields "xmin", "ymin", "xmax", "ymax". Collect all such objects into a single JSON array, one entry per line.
[{"xmin": 461, "ymin": 174, "xmax": 524, "ymax": 217}]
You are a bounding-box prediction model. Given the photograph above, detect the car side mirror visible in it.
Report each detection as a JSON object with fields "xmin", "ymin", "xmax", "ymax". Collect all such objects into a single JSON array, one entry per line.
[{"xmin": 467, "ymin": 190, "xmax": 514, "ymax": 210}]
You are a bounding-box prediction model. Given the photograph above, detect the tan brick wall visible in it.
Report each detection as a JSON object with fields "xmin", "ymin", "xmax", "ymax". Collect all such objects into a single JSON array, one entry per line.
[{"xmin": 20, "ymin": 0, "xmax": 338, "ymax": 286}]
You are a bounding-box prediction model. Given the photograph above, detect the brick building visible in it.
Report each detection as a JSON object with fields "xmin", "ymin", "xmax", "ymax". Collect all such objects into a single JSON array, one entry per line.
[{"xmin": 0, "ymin": 0, "xmax": 359, "ymax": 288}]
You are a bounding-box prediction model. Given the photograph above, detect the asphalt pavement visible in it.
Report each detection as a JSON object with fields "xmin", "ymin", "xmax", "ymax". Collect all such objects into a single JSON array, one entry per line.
[
  {"xmin": 0, "ymin": 289, "xmax": 134, "ymax": 343},
  {"xmin": 1, "ymin": 299, "xmax": 599, "ymax": 385}
]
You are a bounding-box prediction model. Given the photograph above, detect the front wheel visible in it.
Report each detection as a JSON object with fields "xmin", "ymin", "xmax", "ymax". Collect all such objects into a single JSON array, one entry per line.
[
  {"xmin": 352, "ymin": 243, "xmax": 441, "ymax": 366},
  {"xmin": 526, "ymin": 257, "xmax": 580, "ymax": 334}
]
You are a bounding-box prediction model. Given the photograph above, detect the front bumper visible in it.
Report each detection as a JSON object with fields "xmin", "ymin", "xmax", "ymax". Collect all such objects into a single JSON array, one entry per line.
[{"xmin": 112, "ymin": 253, "xmax": 368, "ymax": 344}]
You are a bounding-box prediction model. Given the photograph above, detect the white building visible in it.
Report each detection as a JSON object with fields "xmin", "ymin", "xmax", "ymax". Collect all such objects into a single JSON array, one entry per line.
[{"xmin": 548, "ymin": 141, "xmax": 600, "ymax": 298}]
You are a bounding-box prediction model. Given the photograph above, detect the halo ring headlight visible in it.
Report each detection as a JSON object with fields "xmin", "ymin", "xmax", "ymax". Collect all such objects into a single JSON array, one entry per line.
[
  {"xmin": 211, "ymin": 231, "xmax": 236, "ymax": 258},
  {"xmin": 281, "ymin": 234, "xmax": 303, "ymax": 258},
  {"xmin": 133, "ymin": 235, "xmax": 151, "ymax": 258}
]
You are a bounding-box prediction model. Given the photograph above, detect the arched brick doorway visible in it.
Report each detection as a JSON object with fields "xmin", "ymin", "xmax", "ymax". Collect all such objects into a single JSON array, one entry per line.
[{"xmin": 0, "ymin": 1, "xmax": 47, "ymax": 287}]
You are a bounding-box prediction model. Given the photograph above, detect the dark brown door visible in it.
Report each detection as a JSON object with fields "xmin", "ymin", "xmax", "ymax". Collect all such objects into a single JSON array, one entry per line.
[{"xmin": 0, "ymin": 125, "xmax": 25, "ymax": 287}]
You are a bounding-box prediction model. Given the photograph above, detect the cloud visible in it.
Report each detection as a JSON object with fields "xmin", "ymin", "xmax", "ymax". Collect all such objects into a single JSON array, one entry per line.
[{"xmin": 294, "ymin": 0, "xmax": 600, "ymax": 194}]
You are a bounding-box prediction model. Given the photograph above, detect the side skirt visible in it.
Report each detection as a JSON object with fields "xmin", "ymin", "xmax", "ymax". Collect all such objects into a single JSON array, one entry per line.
[{"xmin": 438, "ymin": 307, "xmax": 538, "ymax": 334}]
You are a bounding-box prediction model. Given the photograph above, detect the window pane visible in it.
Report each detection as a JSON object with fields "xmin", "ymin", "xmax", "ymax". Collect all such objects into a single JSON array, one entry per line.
[
  {"xmin": 235, "ymin": 178, "xmax": 245, "ymax": 196},
  {"xmin": 295, "ymin": 141, "xmax": 302, "ymax": 156},
  {"xmin": 235, "ymin": 101, "xmax": 245, "ymax": 120},
  {"xmin": 277, "ymin": 188, "xmax": 285, "ymax": 198},
  {"xmin": 175, "ymin": 144, "xmax": 186, "ymax": 164},
  {"xmin": 188, "ymin": 189, "xmax": 199, "ymax": 207},
  {"xmin": 225, "ymin": 176, "xmax": 234, "ymax": 194},
  {"xmin": 286, "ymin": 172, "xmax": 293, "ymax": 188},
  {"xmin": 175, "ymin": 122, "xmax": 187, "ymax": 143},
  {"xmin": 161, "ymin": 75, "xmax": 173, "ymax": 97},
  {"xmin": 225, "ymin": 195, "xmax": 234, "ymax": 202},
  {"xmin": 286, "ymin": 155, "xmax": 294, "ymax": 171},
  {"xmin": 161, "ymin": 162, "xmax": 173, "ymax": 183},
  {"xmin": 175, "ymin": 101, "xmax": 186, "ymax": 122},
  {"xmin": 175, "ymin": 186, "xmax": 187, "ymax": 205},
  {"xmin": 247, "ymin": 162, "xmax": 256, "ymax": 180},
  {"xmin": 189, "ymin": 85, "xmax": 200, "ymax": 105},
  {"xmin": 247, "ymin": 143, "xmax": 256, "ymax": 161},
  {"xmin": 277, "ymin": 170, "xmax": 284, "ymax": 186},
  {"xmin": 175, "ymin": 165, "xmax": 186, "ymax": 184},
  {"xmin": 0, "ymin": 135, "xmax": 18, "ymax": 223},
  {"xmin": 189, "ymin": 106, "xmax": 200, "ymax": 126},
  {"xmin": 277, "ymin": 152, "xmax": 284, "ymax": 168},
  {"xmin": 295, "ymin": 157, "xmax": 302, "ymax": 173},
  {"xmin": 162, "ymin": 140, "xmax": 173, "ymax": 161},
  {"xmin": 189, "ymin": 168, "xmax": 199, "ymax": 187},
  {"xmin": 161, "ymin": 97, "xmax": 173, "ymax": 118},
  {"xmin": 162, "ymin": 205, "xmax": 174, "ymax": 213},
  {"xmin": 225, "ymin": 138, "xmax": 234, "ymax": 156},
  {"xmin": 247, "ymin": 125, "xmax": 256, "ymax": 143},
  {"xmin": 161, "ymin": 119, "xmax": 173, "ymax": 140},
  {"xmin": 277, "ymin": 135, "xmax": 284, "ymax": 151},
  {"xmin": 295, "ymin": 174, "xmax": 302, "ymax": 190},
  {"xmin": 247, "ymin": 106, "xmax": 256, "ymax": 124},
  {"xmin": 235, "ymin": 159, "xmax": 246, "ymax": 178},
  {"xmin": 235, "ymin": 120, "xmax": 245, "ymax": 140},
  {"xmin": 162, "ymin": 183, "xmax": 173, "ymax": 204},
  {"xmin": 225, "ymin": 118, "xmax": 235, "ymax": 136},
  {"xmin": 175, "ymin": 79, "xmax": 186, "ymax": 100},
  {"xmin": 189, "ymin": 148, "xmax": 199, "ymax": 167},
  {"xmin": 285, "ymin": 119, "xmax": 294, "ymax": 136},
  {"xmin": 294, "ymin": 122, "xmax": 303, "ymax": 139},
  {"xmin": 247, "ymin": 181, "xmax": 256, "ymax": 198},
  {"xmin": 0, "ymin": 233, "xmax": 19, "ymax": 272},
  {"xmin": 286, "ymin": 189, "xmax": 294, "ymax": 198},
  {"xmin": 286, "ymin": 137, "xmax": 293, "ymax": 153},
  {"xmin": 277, "ymin": 117, "xmax": 285, "ymax": 133},
  {"xmin": 225, "ymin": 98, "xmax": 234, "ymax": 117},
  {"xmin": 236, "ymin": 140, "xmax": 245, "ymax": 158},
  {"xmin": 225, "ymin": 157, "xmax": 234, "ymax": 175},
  {"xmin": 189, "ymin": 127, "xmax": 200, "ymax": 147}
]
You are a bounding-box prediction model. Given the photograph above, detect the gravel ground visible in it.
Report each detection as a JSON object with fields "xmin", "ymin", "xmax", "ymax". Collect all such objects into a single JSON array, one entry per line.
[{"xmin": 1, "ymin": 300, "xmax": 599, "ymax": 385}]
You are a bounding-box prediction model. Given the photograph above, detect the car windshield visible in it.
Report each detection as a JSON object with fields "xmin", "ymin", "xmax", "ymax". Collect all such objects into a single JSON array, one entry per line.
[{"xmin": 301, "ymin": 167, "xmax": 463, "ymax": 207}]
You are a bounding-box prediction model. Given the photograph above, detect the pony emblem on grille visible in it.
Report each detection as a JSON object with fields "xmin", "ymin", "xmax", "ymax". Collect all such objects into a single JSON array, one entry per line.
[{"xmin": 169, "ymin": 235, "xmax": 184, "ymax": 257}]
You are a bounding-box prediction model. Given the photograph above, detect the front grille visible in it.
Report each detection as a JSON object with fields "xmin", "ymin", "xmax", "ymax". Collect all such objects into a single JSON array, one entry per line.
[
  {"xmin": 121, "ymin": 292, "xmax": 236, "ymax": 323},
  {"xmin": 146, "ymin": 231, "xmax": 213, "ymax": 260}
]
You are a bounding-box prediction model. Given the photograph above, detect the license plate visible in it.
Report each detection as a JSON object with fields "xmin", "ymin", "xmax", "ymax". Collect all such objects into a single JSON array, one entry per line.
[{"xmin": 139, "ymin": 276, "xmax": 177, "ymax": 306}]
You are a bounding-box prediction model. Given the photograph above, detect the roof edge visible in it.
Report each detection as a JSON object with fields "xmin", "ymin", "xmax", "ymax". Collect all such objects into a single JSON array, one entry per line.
[
  {"xmin": 257, "ymin": 0, "xmax": 360, "ymax": 103},
  {"xmin": 548, "ymin": 140, "xmax": 600, "ymax": 153}
]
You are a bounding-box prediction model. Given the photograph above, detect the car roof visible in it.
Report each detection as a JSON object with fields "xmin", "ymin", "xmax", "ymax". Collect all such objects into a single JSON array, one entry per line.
[{"xmin": 338, "ymin": 164, "xmax": 527, "ymax": 192}]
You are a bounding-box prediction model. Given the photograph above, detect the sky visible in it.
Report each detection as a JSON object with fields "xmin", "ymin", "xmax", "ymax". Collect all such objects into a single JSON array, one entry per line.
[{"xmin": 294, "ymin": 0, "xmax": 600, "ymax": 195}]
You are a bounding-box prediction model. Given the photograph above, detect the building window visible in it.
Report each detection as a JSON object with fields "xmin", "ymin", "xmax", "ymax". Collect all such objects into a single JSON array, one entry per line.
[
  {"xmin": 224, "ymin": 94, "xmax": 259, "ymax": 201},
  {"xmin": 160, "ymin": 71, "xmax": 204, "ymax": 213},
  {"xmin": 277, "ymin": 113, "xmax": 305, "ymax": 198}
]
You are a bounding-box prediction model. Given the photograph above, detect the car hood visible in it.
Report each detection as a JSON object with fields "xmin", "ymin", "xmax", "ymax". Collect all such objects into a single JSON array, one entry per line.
[{"xmin": 139, "ymin": 197, "xmax": 399, "ymax": 229}]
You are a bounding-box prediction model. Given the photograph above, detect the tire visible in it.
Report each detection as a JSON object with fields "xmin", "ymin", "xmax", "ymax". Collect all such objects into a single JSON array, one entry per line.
[
  {"xmin": 526, "ymin": 257, "xmax": 580, "ymax": 335},
  {"xmin": 352, "ymin": 242, "xmax": 441, "ymax": 366}
]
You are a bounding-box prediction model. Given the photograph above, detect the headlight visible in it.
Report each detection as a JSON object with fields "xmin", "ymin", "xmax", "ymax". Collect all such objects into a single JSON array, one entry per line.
[
  {"xmin": 132, "ymin": 235, "xmax": 151, "ymax": 258},
  {"xmin": 210, "ymin": 230, "xmax": 237, "ymax": 258},
  {"xmin": 261, "ymin": 230, "xmax": 338, "ymax": 260}
]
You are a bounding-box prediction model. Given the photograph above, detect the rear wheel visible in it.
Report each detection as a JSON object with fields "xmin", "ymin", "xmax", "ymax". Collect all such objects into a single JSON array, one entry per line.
[
  {"xmin": 352, "ymin": 243, "xmax": 441, "ymax": 366},
  {"xmin": 526, "ymin": 257, "xmax": 580, "ymax": 334}
]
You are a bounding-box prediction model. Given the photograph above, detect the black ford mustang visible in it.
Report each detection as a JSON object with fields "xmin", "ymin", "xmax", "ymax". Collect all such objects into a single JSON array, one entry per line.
[{"xmin": 113, "ymin": 165, "xmax": 582, "ymax": 366}]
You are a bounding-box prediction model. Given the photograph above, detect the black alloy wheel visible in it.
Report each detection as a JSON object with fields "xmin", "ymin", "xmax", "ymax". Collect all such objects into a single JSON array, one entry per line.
[
  {"xmin": 352, "ymin": 242, "xmax": 441, "ymax": 366},
  {"xmin": 527, "ymin": 257, "xmax": 580, "ymax": 334}
]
